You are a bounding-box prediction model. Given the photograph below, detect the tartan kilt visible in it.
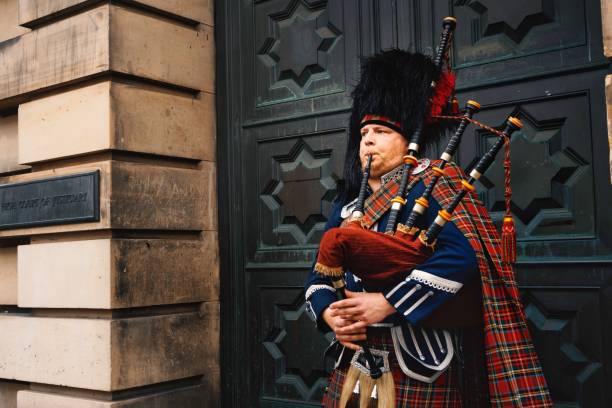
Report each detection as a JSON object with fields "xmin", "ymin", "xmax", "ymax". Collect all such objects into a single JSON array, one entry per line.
[{"xmin": 322, "ymin": 328, "xmax": 462, "ymax": 407}]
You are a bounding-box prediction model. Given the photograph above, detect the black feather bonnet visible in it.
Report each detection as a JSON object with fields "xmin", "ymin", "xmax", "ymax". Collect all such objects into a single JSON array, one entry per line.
[{"xmin": 340, "ymin": 49, "xmax": 453, "ymax": 201}]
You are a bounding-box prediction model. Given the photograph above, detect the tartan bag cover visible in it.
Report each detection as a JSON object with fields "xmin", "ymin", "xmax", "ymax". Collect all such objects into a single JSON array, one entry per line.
[{"xmin": 419, "ymin": 161, "xmax": 553, "ymax": 407}]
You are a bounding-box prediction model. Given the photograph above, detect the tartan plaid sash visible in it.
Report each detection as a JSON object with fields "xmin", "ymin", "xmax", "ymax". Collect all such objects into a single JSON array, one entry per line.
[
  {"xmin": 360, "ymin": 169, "xmax": 424, "ymax": 229},
  {"xmin": 421, "ymin": 161, "xmax": 553, "ymax": 407}
]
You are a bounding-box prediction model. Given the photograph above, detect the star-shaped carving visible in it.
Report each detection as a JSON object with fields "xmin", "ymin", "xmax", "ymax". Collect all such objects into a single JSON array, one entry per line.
[
  {"xmin": 524, "ymin": 300, "xmax": 603, "ymax": 402},
  {"xmin": 477, "ymin": 112, "xmax": 587, "ymax": 236},
  {"xmin": 263, "ymin": 295, "xmax": 333, "ymax": 401},
  {"xmin": 257, "ymin": 1, "xmax": 340, "ymax": 97},
  {"xmin": 457, "ymin": 0, "xmax": 554, "ymax": 43},
  {"xmin": 261, "ymin": 140, "xmax": 337, "ymax": 244}
]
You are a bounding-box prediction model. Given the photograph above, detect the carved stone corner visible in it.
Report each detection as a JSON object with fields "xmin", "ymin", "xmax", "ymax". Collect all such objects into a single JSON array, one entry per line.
[
  {"xmin": 603, "ymin": 0, "xmax": 612, "ymax": 58},
  {"xmin": 607, "ymin": 75, "xmax": 612, "ymax": 184}
]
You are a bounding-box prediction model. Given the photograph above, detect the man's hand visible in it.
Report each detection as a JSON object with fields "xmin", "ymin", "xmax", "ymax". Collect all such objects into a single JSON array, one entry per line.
[
  {"xmin": 328, "ymin": 290, "xmax": 395, "ymax": 337},
  {"xmin": 322, "ymin": 307, "xmax": 366, "ymax": 350},
  {"xmin": 323, "ymin": 291, "xmax": 396, "ymax": 350}
]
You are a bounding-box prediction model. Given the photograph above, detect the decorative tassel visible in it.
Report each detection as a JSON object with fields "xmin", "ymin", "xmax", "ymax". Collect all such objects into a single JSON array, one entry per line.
[
  {"xmin": 376, "ymin": 372, "xmax": 396, "ymax": 408},
  {"xmin": 345, "ymin": 379, "xmax": 360, "ymax": 408},
  {"xmin": 358, "ymin": 375, "xmax": 375, "ymax": 407},
  {"xmin": 367, "ymin": 384, "xmax": 378, "ymax": 408},
  {"xmin": 502, "ymin": 132, "xmax": 516, "ymax": 264},
  {"xmin": 356, "ymin": 368, "xmax": 396, "ymax": 408},
  {"xmin": 502, "ymin": 217, "xmax": 517, "ymax": 264},
  {"xmin": 340, "ymin": 363, "xmax": 395, "ymax": 408},
  {"xmin": 339, "ymin": 366, "xmax": 361, "ymax": 408}
]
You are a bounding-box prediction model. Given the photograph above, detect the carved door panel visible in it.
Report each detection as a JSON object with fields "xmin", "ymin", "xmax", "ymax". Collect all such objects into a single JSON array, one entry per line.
[
  {"xmin": 219, "ymin": 1, "xmax": 363, "ymax": 406},
  {"xmin": 440, "ymin": 1, "xmax": 611, "ymax": 406},
  {"xmin": 218, "ymin": 0, "xmax": 612, "ymax": 406}
]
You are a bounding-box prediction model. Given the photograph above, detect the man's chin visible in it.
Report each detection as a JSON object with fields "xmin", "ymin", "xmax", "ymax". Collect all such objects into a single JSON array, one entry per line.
[
  {"xmin": 371, "ymin": 164, "xmax": 403, "ymax": 178},
  {"xmin": 368, "ymin": 168, "xmax": 385, "ymax": 179}
]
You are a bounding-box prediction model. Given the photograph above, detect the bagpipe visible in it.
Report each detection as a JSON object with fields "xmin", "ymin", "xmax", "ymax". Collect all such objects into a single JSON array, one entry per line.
[
  {"xmin": 316, "ymin": 16, "xmax": 524, "ymax": 408},
  {"xmin": 314, "ymin": 115, "xmax": 522, "ymax": 292}
]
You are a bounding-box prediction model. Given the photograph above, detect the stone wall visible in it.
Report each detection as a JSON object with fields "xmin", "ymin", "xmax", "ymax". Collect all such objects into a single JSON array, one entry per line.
[{"xmin": 0, "ymin": 0, "xmax": 218, "ymax": 406}]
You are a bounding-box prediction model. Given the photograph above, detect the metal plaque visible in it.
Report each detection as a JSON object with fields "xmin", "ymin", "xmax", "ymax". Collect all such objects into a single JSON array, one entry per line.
[{"xmin": 0, "ymin": 171, "xmax": 100, "ymax": 230}]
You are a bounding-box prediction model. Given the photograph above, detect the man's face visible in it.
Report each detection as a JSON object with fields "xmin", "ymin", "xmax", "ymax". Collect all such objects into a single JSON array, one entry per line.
[{"xmin": 359, "ymin": 124, "xmax": 408, "ymax": 178}]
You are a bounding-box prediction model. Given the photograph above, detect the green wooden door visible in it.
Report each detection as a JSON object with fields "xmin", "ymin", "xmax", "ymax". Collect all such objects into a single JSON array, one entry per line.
[
  {"xmin": 448, "ymin": 1, "xmax": 611, "ymax": 406},
  {"xmin": 216, "ymin": 1, "xmax": 612, "ymax": 406}
]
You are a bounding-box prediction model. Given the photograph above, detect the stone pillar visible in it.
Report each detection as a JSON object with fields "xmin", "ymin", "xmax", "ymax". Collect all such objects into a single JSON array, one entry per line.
[{"xmin": 0, "ymin": 1, "xmax": 218, "ymax": 407}]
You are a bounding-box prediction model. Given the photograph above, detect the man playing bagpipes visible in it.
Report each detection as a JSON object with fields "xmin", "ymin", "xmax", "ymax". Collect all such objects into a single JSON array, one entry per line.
[{"xmin": 304, "ymin": 18, "xmax": 552, "ymax": 408}]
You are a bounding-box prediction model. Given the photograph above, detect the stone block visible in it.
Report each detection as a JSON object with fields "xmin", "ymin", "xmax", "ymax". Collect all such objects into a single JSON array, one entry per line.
[
  {"xmin": 198, "ymin": 301, "xmax": 220, "ymax": 403},
  {"xmin": 18, "ymin": 0, "xmax": 91, "ymax": 26},
  {"xmin": 0, "ymin": 5, "xmax": 110, "ymax": 106},
  {"xmin": 198, "ymin": 301, "xmax": 220, "ymax": 368},
  {"xmin": 0, "ymin": 0, "xmax": 30, "ymax": 43},
  {"xmin": 0, "ymin": 316, "xmax": 113, "ymax": 390},
  {"xmin": 18, "ymin": 239, "xmax": 112, "ymax": 308},
  {"xmin": 18, "ymin": 0, "xmax": 86, "ymax": 26},
  {"xmin": 111, "ymin": 310, "xmax": 214, "ymax": 390},
  {"xmin": 0, "ymin": 114, "xmax": 29, "ymax": 174},
  {"xmin": 110, "ymin": 83, "xmax": 215, "ymax": 162},
  {"xmin": 109, "ymin": 5, "xmax": 214, "ymax": 93},
  {"xmin": 18, "ymin": 384, "xmax": 207, "ymax": 407},
  {"xmin": 603, "ymin": 0, "xmax": 612, "ymax": 58},
  {"xmin": 109, "ymin": 160, "xmax": 216, "ymax": 231},
  {"xmin": 0, "ymin": 380, "xmax": 28, "ymax": 408},
  {"xmin": 0, "ymin": 246, "xmax": 18, "ymax": 304},
  {"xmin": 0, "ymin": 311, "xmax": 212, "ymax": 390},
  {"xmin": 19, "ymin": 0, "xmax": 213, "ymax": 27},
  {"xmin": 18, "ymin": 81, "xmax": 215, "ymax": 164},
  {"xmin": 0, "ymin": 160, "xmax": 215, "ymax": 238},
  {"xmin": 18, "ymin": 235, "xmax": 219, "ymax": 308},
  {"xmin": 19, "ymin": 392, "xmax": 111, "ymax": 408},
  {"xmin": 0, "ymin": 5, "xmax": 213, "ymax": 105},
  {"xmin": 110, "ymin": 236, "xmax": 219, "ymax": 307},
  {"xmin": 18, "ymin": 82, "xmax": 111, "ymax": 165},
  {"xmin": 138, "ymin": 0, "xmax": 214, "ymax": 26}
]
